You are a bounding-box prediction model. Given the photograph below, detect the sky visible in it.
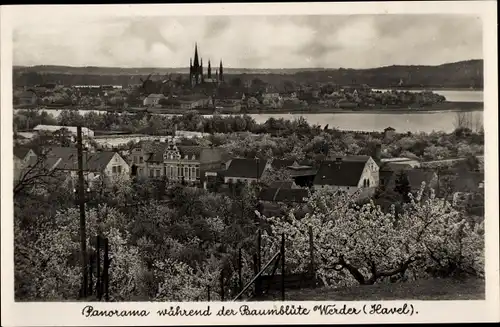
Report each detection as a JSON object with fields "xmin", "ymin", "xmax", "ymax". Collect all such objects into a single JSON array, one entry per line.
[{"xmin": 13, "ymin": 14, "xmax": 483, "ymax": 69}]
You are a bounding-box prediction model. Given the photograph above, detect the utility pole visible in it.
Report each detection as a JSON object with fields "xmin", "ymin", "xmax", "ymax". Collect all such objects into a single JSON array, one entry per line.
[{"xmin": 77, "ymin": 126, "xmax": 88, "ymax": 298}]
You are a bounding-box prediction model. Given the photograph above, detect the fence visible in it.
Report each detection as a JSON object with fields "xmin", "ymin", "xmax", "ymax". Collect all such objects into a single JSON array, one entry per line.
[
  {"xmin": 80, "ymin": 234, "xmax": 111, "ymax": 301},
  {"xmin": 206, "ymin": 226, "xmax": 317, "ymax": 302}
]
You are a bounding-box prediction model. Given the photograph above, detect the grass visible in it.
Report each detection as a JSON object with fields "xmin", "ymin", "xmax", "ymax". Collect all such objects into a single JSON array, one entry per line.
[{"xmin": 258, "ymin": 278, "xmax": 485, "ymax": 301}]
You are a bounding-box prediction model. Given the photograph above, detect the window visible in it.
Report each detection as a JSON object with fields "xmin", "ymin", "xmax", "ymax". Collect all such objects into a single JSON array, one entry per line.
[
  {"xmin": 112, "ymin": 166, "xmax": 117, "ymax": 174},
  {"xmin": 140, "ymin": 157, "xmax": 144, "ymax": 163},
  {"xmin": 367, "ymin": 179, "xmax": 370, "ymax": 187},
  {"xmin": 149, "ymin": 169, "xmax": 154, "ymax": 177},
  {"xmin": 156, "ymin": 169, "xmax": 160, "ymax": 177},
  {"xmin": 138, "ymin": 168, "xmax": 143, "ymax": 175},
  {"xmin": 117, "ymin": 166, "xmax": 122, "ymax": 174},
  {"xmin": 196, "ymin": 167, "xmax": 200, "ymax": 178}
]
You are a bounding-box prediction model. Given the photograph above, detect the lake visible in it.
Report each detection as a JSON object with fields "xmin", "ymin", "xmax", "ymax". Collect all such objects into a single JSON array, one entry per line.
[{"xmin": 16, "ymin": 89, "xmax": 483, "ymax": 134}]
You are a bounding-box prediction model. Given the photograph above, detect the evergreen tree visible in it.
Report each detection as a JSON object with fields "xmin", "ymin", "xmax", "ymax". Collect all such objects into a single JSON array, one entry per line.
[{"xmin": 394, "ymin": 170, "xmax": 411, "ymax": 203}]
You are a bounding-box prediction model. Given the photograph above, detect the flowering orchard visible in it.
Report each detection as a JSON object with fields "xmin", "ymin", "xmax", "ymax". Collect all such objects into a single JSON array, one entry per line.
[
  {"xmin": 259, "ymin": 185, "xmax": 484, "ymax": 288},
  {"xmin": 14, "ymin": 174, "xmax": 483, "ymax": 301}
]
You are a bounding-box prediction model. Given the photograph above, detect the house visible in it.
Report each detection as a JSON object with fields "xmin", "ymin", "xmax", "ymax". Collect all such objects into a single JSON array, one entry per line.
[
  {"xmin": 223, "ymin": 158, "xmax": 270, "ymax": 184},
  {"xmin": 14, "ymin": 146, "xmax": 37, "ymax": 164},
  {"xmin": 13, "ymin": 146, "xmax": 38, "ymax": 181},
  {"xmin": 313, "ymin": 156, "xmax": 379, "ymax": 196},
  {"xmin": 46, "ymin": 147, "xmax": 130, "ymax": 186},
  {"xmin": 130, "ymin": 140, "xmax": 227, "ymax": 184},
  {"xmin": 17, "ymin": 90, "xmax": 38, "ymax": 106},
  {"xmin": 143, "ymin": 94, "xmax": 165, "ymax": 107},
  {"xmin": 258, "ymin": 187, "xmax": 310, "ymax": 217},
  {"xmin": 33, "ymin": 125, "xmax": 94, "ymax": 138},
  {"xmin": 384, "ymin": 126, "xmax": 396, "ymax": 139}
]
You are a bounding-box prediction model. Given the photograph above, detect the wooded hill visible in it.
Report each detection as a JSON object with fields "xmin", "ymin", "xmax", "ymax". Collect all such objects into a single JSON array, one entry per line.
[{"xmin": 13, "ymin": 59, "xmax": 483, "ymax": 89}]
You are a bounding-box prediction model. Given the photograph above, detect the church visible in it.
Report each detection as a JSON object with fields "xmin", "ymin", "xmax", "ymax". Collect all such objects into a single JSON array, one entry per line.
[{"xmin": 189, "ymin": 43, "xmax": 224, "ymax": 87}]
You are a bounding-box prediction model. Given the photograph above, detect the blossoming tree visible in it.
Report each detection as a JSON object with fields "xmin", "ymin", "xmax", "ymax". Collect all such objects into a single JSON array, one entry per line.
[{"xmin": 258, "ymin": 185, "xmax": 484, "ymax": 287}]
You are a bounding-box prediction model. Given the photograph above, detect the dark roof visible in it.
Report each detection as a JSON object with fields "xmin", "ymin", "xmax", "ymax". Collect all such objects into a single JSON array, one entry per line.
[
  {"xmin": 384, "ymin": 127, "xmax": 396, "ymax": 131},
  {"xmin": 48, "ymin": 147, "xmax": 118, "ymax": 172},
  {"xmin": 289, "ymin": 168, "xmax": 318, "ymax": 177},
  {"xmin": 140, "ymin": 142, "xmax": 225, "ymax": 164},
  {"xmin": 313, "ymin": 157, "xmax": 369, "ymax": 187},
  {"xmin": 259, "ymin": 188, "xmax": 309, "ymax": 203},
  {"xmin": 269, "ymin": 181, "xmax": 294, "ymax": 189},
  {"xmin": 178, "ymin": 146, "xmax": 203, "ymax": 159},
  {"xmin": 14, "ymin": 146, "xmax": 32, "ymax": 159},
  {"xmin": 225, "ymin": 158, "xmax": 267, "ymax": 179},
  {"xmin": 44, "ymin": 146, "xmax": 78, "ymax": 160},
  {"xmin": 271, "ymin": 159, "xmax": 297, "ymax": 170},
  {"xmin": 85, "ymin": 152, "xmax": 117, "ymax": 172},
  {"xmin": 380, "ymin": 162, "xmax": 413, "ymax": 172}
]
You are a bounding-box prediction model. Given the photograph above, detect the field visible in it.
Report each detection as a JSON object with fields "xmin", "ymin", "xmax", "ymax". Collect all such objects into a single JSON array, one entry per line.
[{"xmin": 257, "ymin": 278, "xmax": 485, "ymax": 301}]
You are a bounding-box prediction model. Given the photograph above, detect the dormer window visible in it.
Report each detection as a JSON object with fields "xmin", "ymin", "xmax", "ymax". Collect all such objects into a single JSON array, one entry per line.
[
  {"xmin": 192, "ymin": 155, "xmax": 196, "ymax": 160},
  {"xmin": 184, "ymin": 155, "xmax": 188, "ymax": 159}
]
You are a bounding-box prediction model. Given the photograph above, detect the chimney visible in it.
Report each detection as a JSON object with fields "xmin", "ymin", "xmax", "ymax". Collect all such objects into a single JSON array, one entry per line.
[{"xmin": 374, "ymin": 144, "xmax": 382, "ymax": 165}]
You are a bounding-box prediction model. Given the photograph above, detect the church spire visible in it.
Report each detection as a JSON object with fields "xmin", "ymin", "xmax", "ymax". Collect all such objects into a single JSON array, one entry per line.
[
  {"xmin": 219, "ymin": 59, "xmax": 224, "ymax": 82},
  {"xmin": 193, "ymin": 43, "xmax": 200, "ymax": 68},
  {"xmin": 207, "ymin": 60, "xmax": 212, "ymax": 79}
]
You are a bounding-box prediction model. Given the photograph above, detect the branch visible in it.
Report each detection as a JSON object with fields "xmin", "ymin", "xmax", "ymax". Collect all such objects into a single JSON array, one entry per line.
[
  {"xmin": 337, "ymin": 255, "xmax": 369, "ymax": 284},
  {"xmin": 376, "ymin": 255, "xmax": 420, "ymax": 279}
]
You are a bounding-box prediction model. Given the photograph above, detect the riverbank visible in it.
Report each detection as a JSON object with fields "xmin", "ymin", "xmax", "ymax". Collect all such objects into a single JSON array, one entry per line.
[
  {"xmin": 16, "ymin": 100, "xmax": 483, "ymax": 116},
  {"xmin": 243, "ymin": 101, "xmax": 482, "ymax": 115}
]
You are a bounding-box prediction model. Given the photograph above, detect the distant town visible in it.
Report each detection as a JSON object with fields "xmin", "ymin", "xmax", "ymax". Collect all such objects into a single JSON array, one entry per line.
[
  {"xmin": 13, "ymin": 50, "xmax": 483, "ymax": 115},
  {"xmin": 13, "ymin": 45, "xmax": 485, "ymax": 302}
]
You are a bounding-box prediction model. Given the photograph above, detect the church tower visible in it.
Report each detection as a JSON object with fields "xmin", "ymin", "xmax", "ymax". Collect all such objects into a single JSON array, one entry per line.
[
  {"xmin": 219, "ymin": 59, "xmax": 224, "ymax": 82},
  {"xmin": 190, "ymin": 43, "xmax": 203, "ymax": 86},
  {"xmin": 207, "ymin": 60, "xmax": 212, "ymax": 79}
]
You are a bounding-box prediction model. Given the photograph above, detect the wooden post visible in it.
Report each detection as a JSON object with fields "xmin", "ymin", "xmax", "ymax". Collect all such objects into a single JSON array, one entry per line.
[
  {"xmin": 96, "ymin": 235, "xmax": 102, "ymax": 300},
  {"xmin": 238, "ymin": 248, "xmax": 243, "ymax": 292},
  {"xmin": 104, "ymin": 238, "xmax": 109, "ymax": 302},
  {"xmin": 88, "ymin": 254, "xmax": 93, "ymax": 296},
  {"xmin": 220, "ymin": 270, "xmax": 225, "ymax": 301},
  {"xmin": 281, "ymin": 233, "xmax": 285, "ymax": 301},
  {"xmin": 207, "ymin": 285, "xmax": 211, "ymax": 302},
  {"xmin": 257, "ymin": 230, "xmax": 262, "ymax": 272},
  {"xmin": 252, "ymin": 254, "xmax": 261, "ymax": 296},
  {"xmin": 77, "ymin": 126, "xmax": 88, "ymax": 299},
  {"xmin": 308, "ymin": 226, "xmax": 315, "ymax": 285}
]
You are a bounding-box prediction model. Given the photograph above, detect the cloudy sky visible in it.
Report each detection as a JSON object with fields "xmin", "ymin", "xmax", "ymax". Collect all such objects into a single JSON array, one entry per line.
[{"xmin": 13, "ymin": 14, "xmax": 482, "ymax": 69}]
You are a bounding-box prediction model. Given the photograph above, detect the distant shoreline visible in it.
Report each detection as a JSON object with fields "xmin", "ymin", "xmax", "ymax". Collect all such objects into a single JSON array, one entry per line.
[
  {"xmin": 242, "ymin": 101, "xmax": 483, "ymax": 115},
  {"xmin": 14, "ymin": 101, "xmax": 483, "ymax": 116}
]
